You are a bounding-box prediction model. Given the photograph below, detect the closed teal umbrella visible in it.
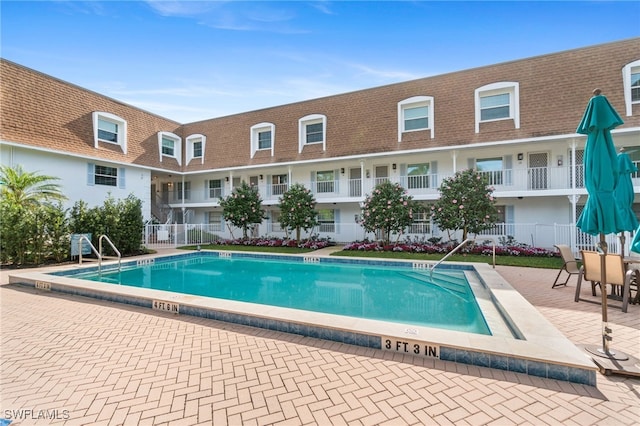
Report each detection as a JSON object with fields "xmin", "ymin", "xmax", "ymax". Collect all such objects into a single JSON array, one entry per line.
[
  {"xmin": 576, "ymin": 94, "xmax": 624, "ymax": 235},
  {"xmin": 614, "ymin": 151, "xmax": 639, "ymax": 256},
  {"xmin": 575, "ymin": 90, "xmax": 624, "ymax": 358}
]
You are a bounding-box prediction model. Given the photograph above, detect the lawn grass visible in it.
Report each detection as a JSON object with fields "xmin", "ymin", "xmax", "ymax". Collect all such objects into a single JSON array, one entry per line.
[
  {"xmin": 331, "ymin": 250, "xmax": 565, "ymax": 269},
  {"xmin": 179, "ymin": 244, "xmax": 565, "ymax": 269}
]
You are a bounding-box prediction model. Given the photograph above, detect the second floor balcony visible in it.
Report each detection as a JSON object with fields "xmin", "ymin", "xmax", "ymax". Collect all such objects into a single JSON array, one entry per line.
[{"xmin": 159, "ymin": 161, "xmax": 639, "ymax": 207}]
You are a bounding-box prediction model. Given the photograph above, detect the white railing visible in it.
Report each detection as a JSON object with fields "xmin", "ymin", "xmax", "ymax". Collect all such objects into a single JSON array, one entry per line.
[
  {"xmin": 155, "ymin": 163, "xmax": 640, "ymax": 207},
  {"xmin": 270, "ymin": 183, "xmax": 288, "ymax": 197},
  {"xmin": 143, "ymin": 221, "xmax": 634, "ymax": 258},
  {"xmin": 349, "ymin": 179, "xmax": 362, "ymax": 197},
  {"xmin": 316, "ymin": 180, "xmax": 335, "ymax": 194}
]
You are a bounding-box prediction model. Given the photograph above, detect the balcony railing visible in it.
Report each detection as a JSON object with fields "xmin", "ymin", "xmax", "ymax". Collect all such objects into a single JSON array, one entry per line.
[
  {"xmin": 270, "ymin": 183, "xmax": 288, "ymax": 196},
  {"xmin": 160, "ymin": 163, "xmax": 637, "ymax": 207},
  {"xmin": 349, "ymin": 179, "xmax": 362, "ymax": 197}
]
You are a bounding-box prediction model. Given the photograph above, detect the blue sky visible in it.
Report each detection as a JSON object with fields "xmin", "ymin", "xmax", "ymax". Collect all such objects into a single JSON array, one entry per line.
[{"xmin": 2, "ymin": 1, "xmax": 639, "ymax": 123}]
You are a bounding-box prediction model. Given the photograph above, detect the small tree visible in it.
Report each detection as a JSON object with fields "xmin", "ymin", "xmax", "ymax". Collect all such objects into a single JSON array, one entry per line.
[
  {"xmin": 220, "ymin": 181, "xmax": 266, "ymax": 239},
  {"xmin": 430, "ymin": 168, "xmax": 499, "ymax": 242},
  {"xmin": 278, "ymin": 183, "xmax": 318, "ymax": 242},
  {"xmin": 360, "ymin": 181, "xmax": 420, "ymax": 244}
]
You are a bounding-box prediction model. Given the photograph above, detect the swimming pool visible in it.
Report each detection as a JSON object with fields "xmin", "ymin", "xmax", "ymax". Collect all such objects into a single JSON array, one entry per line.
[
  {"xmin": 73, "ymin": 255, "xmax": 491, "ymax": 335},
  {"xmin": 7, "ymin": 251, "xmax": 597, "ymax": 385}
]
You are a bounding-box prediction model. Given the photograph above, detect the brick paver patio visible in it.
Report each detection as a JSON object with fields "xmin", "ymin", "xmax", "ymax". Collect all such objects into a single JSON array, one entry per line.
[{"xmin": 1, "ymin": 255, "xmax": 639, "ymax": 425}]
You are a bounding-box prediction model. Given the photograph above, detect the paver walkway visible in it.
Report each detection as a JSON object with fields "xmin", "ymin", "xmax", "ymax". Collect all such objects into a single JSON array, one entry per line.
[{"xmin": 1, "ymin": 255, "xmax": 639, "ymax": 425}]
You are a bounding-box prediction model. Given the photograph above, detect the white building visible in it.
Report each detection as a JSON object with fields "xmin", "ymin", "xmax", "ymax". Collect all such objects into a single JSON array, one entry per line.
[{"xmin": 1, "ymin": 39, "xmax": 639, "ymax": 250}]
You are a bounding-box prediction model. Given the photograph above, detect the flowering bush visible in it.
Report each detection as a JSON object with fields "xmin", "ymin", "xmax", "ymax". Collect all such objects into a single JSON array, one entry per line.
[
  {"xmin": 360, "ymin": 181, "xmax": 422, "ymax": 244},
  {"xmin": 278, "ymin": 183, "xmax": 318, "ymax": 242},
  {"xmin": 431, "ymin": 169, "xmax": 499, "ymax": 241},
  {"xmin": 219, "ymin": 181, "xmax": 266, "ymax": 238},
  {"xmin": 343, "ymin": 238, "xmax": 558, "ymax": 257},
  {"xmin": 207, "ymin": 236, "xmax": 332, "ymax": 250}
]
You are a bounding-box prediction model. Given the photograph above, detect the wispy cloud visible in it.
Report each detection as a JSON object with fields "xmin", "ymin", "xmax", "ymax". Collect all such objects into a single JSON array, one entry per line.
[
  {"xmin": 53, "ymin": 0, "xmax": 110, "ymax": 16},
  {"xmin": 310, "ymin": 1, "xmax": 335, "ymax": 15},
  {"xmin": 349, "ymin": 63, "xmax": 422, "ymax": 82},
  {"xmin": 143, "ymin": 0, "xmax": 308, "ymax": 33},
  {"xmin": 143, "ymin": 0, "xmax": 223, "ymax": 17}
]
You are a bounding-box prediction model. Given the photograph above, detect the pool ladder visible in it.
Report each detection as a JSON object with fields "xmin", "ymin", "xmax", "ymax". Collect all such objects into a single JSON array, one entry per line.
[
  {"xmin": 429, "ymin": 237, "xmax": 496, "ymax": 279},
  {"xmin": 77, "ymin": 234, "xmax": 122, "ymax": 274}
]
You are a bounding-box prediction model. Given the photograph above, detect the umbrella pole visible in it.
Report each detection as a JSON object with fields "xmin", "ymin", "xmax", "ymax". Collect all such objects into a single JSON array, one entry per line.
[
  {"xmin": 619, "ymin": 232, "xmax": 626, "ymax": 258},
  {"xmin": 598, "ymin": 234, "xmax": 611, "ymax": 355}
]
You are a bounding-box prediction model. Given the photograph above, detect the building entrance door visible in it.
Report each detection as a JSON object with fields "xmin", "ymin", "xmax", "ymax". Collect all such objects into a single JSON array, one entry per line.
[
  {"xmin": 349, "ymin": 168, "xmax": 362, "ymax": 197},
  {"xmin": 528, "ymin": 152, "xmax": 548, "ymax": 190}
]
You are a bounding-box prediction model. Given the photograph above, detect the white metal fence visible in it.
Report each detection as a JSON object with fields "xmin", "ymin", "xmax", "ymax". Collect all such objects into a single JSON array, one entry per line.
[{"xmin": 143, "ymin": 222, "xmax": 634, "ymax": 258}]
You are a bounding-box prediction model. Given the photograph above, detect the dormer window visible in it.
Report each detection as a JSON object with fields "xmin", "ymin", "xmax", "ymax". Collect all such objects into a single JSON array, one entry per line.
[
  {"xmin": 480, "ymin": 94, "xmax": 510, "ymax": 120},
  {"xmin": 622, "ymin": 60, "xmax": 640, "ymax": 116},
  {"xmin": 98, "ymin": 120, "xmax": 118, "ymax": 142},
  {"xmin": 250, "ymin": 123, "xmax": 275, "ymax": 158},
  {"xmin": 158, "ymin": 131, "xmax": 182, "ymax": 165},
  {"xmin": 298, "ymin": 114, "xmax": 326, "ymax": 153},
  {"xmin": 397, "ymin": 96, "xmax": 434, "ymax": 141},
  {"xmin": 92, "ymin": 111, "xmax": 127, "ymax": 154},
  {"xmin": 186, "ymin": 134, "xmax": 206, "ymax": 165},
  {"xmin": 474, "ymin": 82, "xmax": 520, "ymax": 133}
]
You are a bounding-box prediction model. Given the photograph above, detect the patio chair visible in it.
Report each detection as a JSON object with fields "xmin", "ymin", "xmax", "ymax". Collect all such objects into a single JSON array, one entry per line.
[
  {"xmin": 574, "ymin": 250, "xmax": 633, "ymax": 313},
  {"xmin": 552, "ymin": 244, "xmax": 580, "ymax": 288}
]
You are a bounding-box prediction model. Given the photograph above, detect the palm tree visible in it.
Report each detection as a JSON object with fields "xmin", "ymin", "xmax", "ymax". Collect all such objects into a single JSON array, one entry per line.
[{"xmin": 0, "ymin": 164, "xmax": 67, "ymax": 207}]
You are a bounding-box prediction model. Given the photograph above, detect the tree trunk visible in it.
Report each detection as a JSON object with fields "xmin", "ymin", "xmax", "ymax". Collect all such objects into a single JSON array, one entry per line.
[{"xmin": 296, "ymin": 226, "xmax": 301, "ymax": 243}]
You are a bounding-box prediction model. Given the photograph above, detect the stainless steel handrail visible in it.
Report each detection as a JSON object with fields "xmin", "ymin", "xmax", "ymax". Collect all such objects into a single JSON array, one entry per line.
[
  {"xmin": 78, "ymin": 235, "xmax": 102, "ymax": 271},
  {"xmin": 78, "ymin": 235, "xmax": 121, "ymax": 274},
  {"xmin": 429, "ymin": 237, "xmax": 496, "ymax": 278},
  {"xmin": 99, "ymin": 235, "xmax": 122, "ymax": 272}
]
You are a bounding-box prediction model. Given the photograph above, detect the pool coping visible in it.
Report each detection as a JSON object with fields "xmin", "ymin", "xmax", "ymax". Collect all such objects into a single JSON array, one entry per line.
[{"xmin": 7, "ymin": 250, "xmax": 597, "ymax": 386}]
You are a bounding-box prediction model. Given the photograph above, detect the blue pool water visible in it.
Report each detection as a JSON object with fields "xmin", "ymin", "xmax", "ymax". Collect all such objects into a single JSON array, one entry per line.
[{"xmin": 75, "ymin": 255, "xmax": 490, "ymax": 335}]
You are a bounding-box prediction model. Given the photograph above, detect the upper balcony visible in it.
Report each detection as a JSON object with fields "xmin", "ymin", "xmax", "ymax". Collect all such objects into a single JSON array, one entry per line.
[{"xmin": 160, "ymin": 161, "xmax": 639, "ymax": 207}]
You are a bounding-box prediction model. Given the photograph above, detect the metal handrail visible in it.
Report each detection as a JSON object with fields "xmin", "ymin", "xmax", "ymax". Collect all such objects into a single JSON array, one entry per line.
[
  {"xmin": 78, "ymin": 235, "xmax": 102, "ymax": 270},
  {"xmin": 430, "ymin": 237, "xmax": 496, "ymax": 278},
  {"xmin": 77, "ymin": 235, "xmax": 121, "ymax": 274},
  {"xmin": 99, "ymin": 235, "xmax": 122, "ymax": 272}
]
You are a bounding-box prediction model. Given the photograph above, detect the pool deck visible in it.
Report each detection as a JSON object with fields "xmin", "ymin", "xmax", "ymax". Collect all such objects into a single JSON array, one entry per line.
[{"xmin": 1, "ymin": 249, "xmax": 639, "ymax": 425}]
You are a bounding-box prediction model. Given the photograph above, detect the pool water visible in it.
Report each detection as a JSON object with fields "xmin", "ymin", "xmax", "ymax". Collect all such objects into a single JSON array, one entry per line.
[{"xmin": 77, "ymin": 256, "xmax": 491, "ymax": 335}]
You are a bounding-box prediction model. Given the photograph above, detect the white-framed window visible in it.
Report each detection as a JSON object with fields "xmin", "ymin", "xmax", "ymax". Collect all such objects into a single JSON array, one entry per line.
[
  {"xmin": 298, "ymin": 114, "xmax": 326, "ymax": 153},
  {"xmin": 397, "ymin": 96, "xmax": 434, "ymax": 141},
  {"xmin": 408, "ymin": 212, "xmax": 431, "ymax": 234},
  {"xmin": 474, "ymin": 82, "xmax": 520, "ymax": 133},
  {"xmin": 318, "ymin": 209, "xmax": 336, "ymax": 233},
  {"xmin": 623, "ymin": 60, "xmax": 640, "ymax": 116},
  {"xmin": 271, "ymin": 174, "xmax": 288, "ymax": 196},
  {"xmin": 186, "ymin": 134, "xmax": 206, "ymax": 165},
  {"xmin": 157, "ymin": 131, "xmax": 182, "ymax": 165},
  {"xmin": 476, "ymin": 157, "xmax": 504, "ymax": 186},
  {"xmin": 92, "ymin": 112, "xmax": 127, "ymax": 154},
  {"xmin": 207, "ymin": 179, "xmax": 223, "ymax": 199},
  {"xmin": 315, "ymin": 170, "xmax": 335, "ymax": 193},
  {"xmin": 174, "ymin": 181, "xmax": 191, "ymax": 201},
  {"xmin": 86, "ymin": 163, "xmax": 125, "ymax": 188},
  {"xmin": 207, "ymin": 212, "xmax": 223, "ymax": 232},
  {"xmin": 270, "ymin": 211, "xmax": 284, "ymax": 233},
  {"xmin": 250, "ymin": 122, "xmax": 275, "ymax": 158},
  {"xmin": 406, "ymin": 163, "xmax": 430, "ymax": 189}
]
